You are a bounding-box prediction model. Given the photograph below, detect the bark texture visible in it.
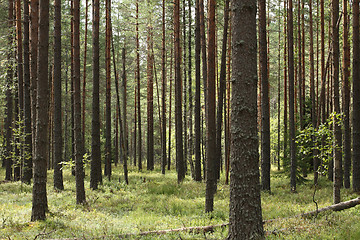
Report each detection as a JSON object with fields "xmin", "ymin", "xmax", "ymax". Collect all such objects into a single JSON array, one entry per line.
[{"xmin": 227, "ymin": 0, "xmax": 264, "ymax": 237}]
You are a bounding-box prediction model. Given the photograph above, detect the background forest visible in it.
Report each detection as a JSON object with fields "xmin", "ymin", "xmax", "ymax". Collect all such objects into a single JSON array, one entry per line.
[{"xmin": 1, "ymin": 0, "xmax": 360, "ymax": 238}]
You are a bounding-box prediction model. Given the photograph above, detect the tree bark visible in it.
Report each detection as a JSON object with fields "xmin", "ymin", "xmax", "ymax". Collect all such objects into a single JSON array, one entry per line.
[
  {"xmin": 104, "ymin": 0, "xmax": 112, "ymax": 179},
  {"xmin": 90, "ymin": 0, "xmax": 102, "ymax": 190},
  {"xmin": 82, "ymin": 0, "xmax": 88, "ymax": 145},
  {"xmin": 73, "ymin": 0, "xmax": 86, "ymax": 204},
  {"xmin": 352, "ymin": 0, "xmax": 360, "ymax": 192},
  {"xmin": 147, "ymin": 15, "xmax": 154, "ymax": 171},
  {"xmin": 136, "ymin": 1, "xmax": 142, "ymax": 171},
  {"xmin": 31, "ymin": 0, "xmax": 49, "ymax": 220},
  {"xmin": 259, "ymin": 0, "xmax": 270, "ymax": 192},
  {"xmin": 174, "ymin": 0, "xmax": 185, "ymax": 182},
  {"xmin": 205, "ymin": 0, "xmax": 216, "ymax": 212},
  {"xmin": 194, "ymin": 0, "xmax": 202, "ymax": 181},
  {"xmin": 161, "ymin": 0, "xmax": 167, "ymax": 175},
  {"xmin": 53, "ymin": 0, "xmax": 64, "ymax": 190},
  {"xmin": 23, "ymin": 0, "xmax": 32, "ymax": 184},
  {"xmin": 288, "ymin": 0, "xmax": 297, "ymax": 192},
  {"xmin": 227, "ymin": 0, "xmax": 264, "ymax": 237},
  {"xmin": 343, "ymin": 0, "xmax": 351, "ymax": 189}
]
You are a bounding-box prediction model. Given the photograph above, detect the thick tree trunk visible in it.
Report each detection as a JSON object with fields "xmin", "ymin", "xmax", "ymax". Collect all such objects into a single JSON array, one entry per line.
[
  {"xmin": 227, "ymin": 0, "xmax": 264, "ymax": 236},
  {"xmin": 90, "ymin": 0, "xmax": 102, "ymax": 190},
  {"xmin": 73, "ymin": 0, "xmax": 86, "ymax": 204},
  {"xmin": 23, "ymin": 0, "xmax": 32, "ymax": 184},
  {"xmin": 82, "ymin": 0, "xmax": 88, "ymax": 145},
  {"xmin": 353, "ymin": 0, "xmax": 360, "ymax": 192},
  {"xmin": 259, "ymin": 0, "xmax": 270, "ymax": 192},
  {"xmin": 31, "ymin": 0, "xmax": 49, "ymax": 220},
  {"xmin": 53, "ymin": 0, "xmax": 64, "ymax": 190},
  {"xmin": 182, "ymin": 0, "xmax": 188, "ymax": 174}
]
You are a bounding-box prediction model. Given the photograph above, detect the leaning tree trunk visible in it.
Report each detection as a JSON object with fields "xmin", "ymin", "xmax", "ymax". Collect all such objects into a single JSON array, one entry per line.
[
  {"xmin": 31, "ymin": 0, "xmax": 49, "ymax": 220},
  {"xmin": 227, "ymin": 0, "xmax": 264, "ymax": 236}
]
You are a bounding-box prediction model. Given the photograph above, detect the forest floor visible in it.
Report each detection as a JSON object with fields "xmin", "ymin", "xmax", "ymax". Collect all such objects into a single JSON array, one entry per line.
[{"xmin": 1, "ymin": 165, "xmax": 360, "ymax": 239}]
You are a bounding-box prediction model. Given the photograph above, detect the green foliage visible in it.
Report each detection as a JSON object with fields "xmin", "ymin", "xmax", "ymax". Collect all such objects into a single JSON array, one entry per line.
[{"xmin": 296, "ymin": 112, "xmax": 343, "ymax": 176}]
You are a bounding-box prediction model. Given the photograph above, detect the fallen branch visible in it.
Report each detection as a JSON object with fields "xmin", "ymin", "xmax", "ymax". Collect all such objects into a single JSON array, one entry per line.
[{"xmin": 300, "ymin": 197, "xmax": 360, "ymax": 217}]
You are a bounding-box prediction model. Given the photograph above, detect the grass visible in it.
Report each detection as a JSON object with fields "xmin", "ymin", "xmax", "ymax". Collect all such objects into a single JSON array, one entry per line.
[{"xmin": 1, "ymin": 165, "xmax": 360, "ymax": 239}]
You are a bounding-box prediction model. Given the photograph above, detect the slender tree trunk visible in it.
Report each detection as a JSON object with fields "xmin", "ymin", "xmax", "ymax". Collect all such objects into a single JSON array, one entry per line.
[
  {"xmin": 353, "ymin": 0, "xmax": 360, "ymax": 192},
  {"xmin": 227, "ymin": 0, "xmax": 264, "ymax": 236},
  {"xmin": 205, "ymin": 0, "xmax": 216, "ymax": 212},
  {"xmin": 30, "ymin": 0, "xmax": 38, "ymax": 166},
  {"xmin": 182, "ymin": 0, "xmax": 188, "ymax": 174},
  {"xmin": 5, "ymin": 0, "xmax": 14, "ymax": 181},
  {"xmin": 147, "ymin": 14, "xmax": 154, "ymax": 171},
  {"xmin": 309, "ymin": 0, "xmax": 318, "ymax": 184},
  {"xmin": 288, "ymin": 0, "xmax": 297, "ymax": 192},
  {"xmin": 260, "ymin": 0, "xmax": 270, "ymax": 192},
  {"xmin": 168, "ymin": 45, "xmax": 173, "ymax": 170},
  {"xmin": 90, "ymin": 0, "xmax": 102, "ymax": 190},
  {"xmin": 122, "ymin": 47, "xmax": 128, "ymax": 159},
  {"xmin": 343, "ymin": 0, "xmax": 351, "ymax": 189},
  {"xmin": 283, "ymin": 0, "xmax": 288, "ymax": 169},
  {"xmin": 216, "ymin": 0, "xmax": 229, "ymax": 180},
  {"xmin": 174, "ymin": 0, "xmax": 185, "ymax": 182},
  {"xmin": 23, "ymin": 0, "xmax": 32, "ymax": 184},
  {"xmin": 134, "ymin": 73, "xmax": 137, "ymax": 166},
  {"xmin": 104, "ymin": 0, "xmax": 112, "ymax": 179},
  {"xmin": 73, "ymin": 0, "xmax": 86, "ymax": 204},
  {"xmin": 332, "ymin": 0, "xmax": 341, "ymax": 204},
  {"xmin": 15, "ymin": 0, "xmax": 23, "ymax": 182},
  {"xmin": 225, "ymin": 18, "xmax": 231, "ymax": 185},
  {"xmin": 161, "ymin": 0, "xmax": 167, "ymax": 175},
  {"xmin": 82, "ymin": 0, "xmax": 88, "ymax": 145},
  {"xmin": 277, "ymin": 0, "xmax": 281, "ymax": 171},
  {"xmin": 53, "ymin": 0, "xmax": 63, "ymax": 190},
  {"xmin": 188, "ymin": 0, "xmax": 194, "ymax": 178},
  {"xmin": 136, "ymin": 1, "xmax": 142, "ymax": 171},
  {"xmin": 31, "ymin": 0, "xmax": 49, "ymax": 220},
  {"xmin": 194, "ymin": 0, "xmax": 202, "ymax": 181}
]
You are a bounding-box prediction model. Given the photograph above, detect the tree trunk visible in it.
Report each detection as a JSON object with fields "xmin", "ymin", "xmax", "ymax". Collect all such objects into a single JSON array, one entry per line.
[
  {"xmin": 147, "ymin": 15, "xmax": 154, "ymax": 171},
  {"xmin": 82, "ymin": 0, "xmax": 88, "ymax": 145},
  {"xmin": 352, "ymin": 0, "xmax": 360, "ymax": 192},
  {"xmin": 205, "ymin": 0, "xmax": 216, "ymax": 212},
  {"xmin": 343, "ymin": 0, "xmax": 351, "ymax": 189},
  {"xmin": 122, "ymin": 47, "xmax": 128, "ymax": 159},
  {"xmin": 90, "ymin": 0, "xmax": 102, "ymax": 190},
  {"xmin": 194, "ymin": 0, "xmax": 202, "ymax": 181},
  {"xmin": 73, "ymin": 0, "xmax": 86, "ymax": 204},
  {"xmin": 288, "ymin": 0, "xmax": 297, "ymax": 192},
  {"xmin": 104, "ymin": 0, "xmax": 112, "ymax": 179},
  {"xmin": 23, "ymin": 0, "xmax": 32, "ymax": 184},
  {"xmin": 136, "ymin": 1, "xmax": 142, "ymax": 171},
  {"xmin": 31, "ymin": 0, "xmax": 49, "ymax": 220},
  {"xmin": 161, "ymin": 0, "xmax": 167, "ymax": 175},
  {"xmin": 53, "ymin": 0, "xmax": 64, "ymax": 190},
  {"xmin": 227, "ymin": 0, "xmax": 264, "ymax": 236},
  {"xmin": 216, "ymin": 0, "xmax": 229, "ymax": 180},
  {"xmin": 182, "ymin": 0, "xmax": 188, "ymax": 174},
  {"xmin": 283, "ymin": 0, "xmax": 288, "ymax": 172},
  {"xmin": 259, "ymin": 0, "xmax": 270, "ymax": 192},
  {"xmin": 174, "ymin": 0, "xmax": 185, "ymax": 182},
  {"xmin": 188, "ymin": 0, "xmax": 194, "ymax": 178},
  {"xmin": 168, "ymin": 45, "xmax": 173, "ymax": 170}
]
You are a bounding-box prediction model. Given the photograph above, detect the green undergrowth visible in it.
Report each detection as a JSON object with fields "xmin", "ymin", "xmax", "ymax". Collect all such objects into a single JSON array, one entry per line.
[{"xmin": 1, "ymin": 166, "xmax": 360, "ymax": 239}]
